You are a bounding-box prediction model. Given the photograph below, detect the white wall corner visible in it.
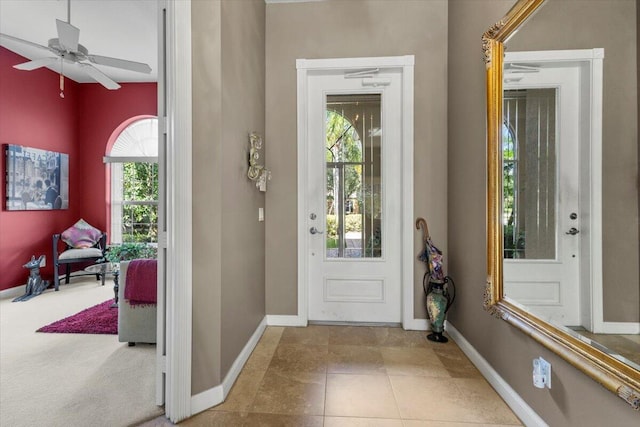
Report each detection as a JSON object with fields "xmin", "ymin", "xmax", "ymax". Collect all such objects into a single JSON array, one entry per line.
[
  {"xmin": 191, "ymin": 317, "xmax": 268, "ymax": 415},
  {"xmin": 445, "ymin": 323, "xmax": 548, "ymax": 427}
]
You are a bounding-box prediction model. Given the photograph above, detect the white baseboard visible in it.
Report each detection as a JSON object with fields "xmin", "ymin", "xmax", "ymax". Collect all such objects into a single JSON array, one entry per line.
[
  {"xmin": 0, "ymin": 285, "xmax": 26, "ymax": 300},
  {"xmin": 266, "ymin": 314, "xmax": 307, "ymax": 327},
  {"xmin": 446, "ymin": 323, "xmax": 548, "ymax": 427},
  {"xmin": 600, "ymin": 322, "xmax": 640, "ymax": 334},
  {"xmin": 403, "ymin": 318, "xmax": 429, "ymax": 331},
  {"xmin": 190, "ymin": 316, "xmax": 267, "ymax": 415}
]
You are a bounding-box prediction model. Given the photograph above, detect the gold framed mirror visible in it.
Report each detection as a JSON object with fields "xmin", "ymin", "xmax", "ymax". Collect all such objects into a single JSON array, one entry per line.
[{"xmin": 483, "ymin": 0, "xmax": 640, "ymax": 409}]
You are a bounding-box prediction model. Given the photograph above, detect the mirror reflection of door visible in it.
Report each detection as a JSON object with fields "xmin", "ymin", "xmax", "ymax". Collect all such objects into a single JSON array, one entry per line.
[{"xmin": 502, "ymin": 62, "xmax": 582, "ymax": 326}]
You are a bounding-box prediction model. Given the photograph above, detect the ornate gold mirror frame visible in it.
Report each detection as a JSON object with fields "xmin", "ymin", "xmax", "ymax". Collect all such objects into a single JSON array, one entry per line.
[{"xmin": 483, "ymin": 0, "xmax": 640, "ymax": 410}]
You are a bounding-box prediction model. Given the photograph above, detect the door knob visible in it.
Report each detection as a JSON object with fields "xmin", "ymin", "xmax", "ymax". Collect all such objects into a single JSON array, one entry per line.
[
  {"xmin": 565, "ymin": 227, "xmax": 580, "ymax": 235},
  {"xmin": 309, "ymin": 227, "xmax": 324, "ymax": 235}
]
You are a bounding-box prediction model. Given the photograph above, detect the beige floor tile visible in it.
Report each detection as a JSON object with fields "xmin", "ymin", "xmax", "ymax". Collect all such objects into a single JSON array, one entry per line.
[
  {"xmin": 179, "ymin": 410, "xmax": 248, "ymax": 427},
  {"xmin": 259, "ymin": 326, "xmax": 285, "ymax": 347},
  {"xmin": 432, "ymin": 346, "xmax": 483, "ymax": 378},
  {"xmin": 268, "ymin": 343, "xmax": 328, "ymax": 374},
  {"xmin": 328, "ymin": 345, "xmax": 387, "ymax": 375},
  {"xmin": 280, "ymin": 325, "xmax": 330, "ymax": 345},
  {"xmin": 211, "ymin": 368, "xmax": 266, "ymax": 412},
  {"xmin": 389, "ymin": 376, "xmax": 519, "ymax": 424},
  {"xmin": 243, "ymin": 413, "xmax": 324, "ymax": 426},
  {"xmin": 325, "ymin": 374, "xmax": 400, "ymax": 419},
  {"xmin": 451, "ymin": 378, "xmax": 521, "ymax": 425},
  {"xmin": 380, "ymin": 347, "xmax": 450, "ymax": 377},
  {"xmin": 374, "ymin": 328, "xmax": 430, "ymax": 348},
  {"xmin": 243, "ymin": 342, "xmax": 278, "ymax": 372},
  {"xmin": 402, "ymin": 421, "xmax": 521, "ymax": 427},
  {"xmin": 329, "ymin": 326, "xmax": 380, "ymax": 346},
  {"xmin": 250, "ymin": 369, "xmax": 325, "ymax": 416},
  {"xmin": 389, "ymin": 376, "xmax": 465, "ymax": 421},
  {"xmin": 325, "ymin": 416, "xmax": 404, "ymax": 426}
]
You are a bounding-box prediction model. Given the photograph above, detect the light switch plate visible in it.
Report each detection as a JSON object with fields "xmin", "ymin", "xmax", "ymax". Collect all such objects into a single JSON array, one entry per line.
[{"xmin": 259, "ymin": 207, "xmax": 264, "ymax": 222}]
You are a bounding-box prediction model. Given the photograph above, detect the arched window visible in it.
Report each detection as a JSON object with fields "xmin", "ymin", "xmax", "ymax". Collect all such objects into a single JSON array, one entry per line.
[{"xmin": 105, "ymin": 117, "xmax": 158, "ymax": 244}]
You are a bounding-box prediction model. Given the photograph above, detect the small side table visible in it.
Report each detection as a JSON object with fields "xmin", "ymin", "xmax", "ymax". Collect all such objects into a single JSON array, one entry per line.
[{"xmin": 84, "ymin": 262, "xmax": 120, "ymax": 308}]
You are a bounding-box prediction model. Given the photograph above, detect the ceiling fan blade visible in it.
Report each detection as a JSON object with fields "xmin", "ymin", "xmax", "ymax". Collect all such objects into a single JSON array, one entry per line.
[
  {"xmin": 14, "ymin": 57, "xmax": 59, "ymax": 71},
  {"xmin": 56, "ymin": 19, "xmax": 80, "ymax": 52},
  {"xmin": 81, "ymin": 64, "xmax": 121, "ymax": 90},
  {"xmin": 0, "ymin": 33, "xmax": 50, "ymax": 52},
  {"xmin": 88, "ymin": 54, "xmax": 152, "ymax": 74}
]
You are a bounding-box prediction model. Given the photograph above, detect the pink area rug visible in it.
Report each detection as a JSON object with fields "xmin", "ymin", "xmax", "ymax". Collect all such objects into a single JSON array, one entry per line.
[{"xmin": 37, "ymin": 300, "xmax": 117, "ymax": 335}]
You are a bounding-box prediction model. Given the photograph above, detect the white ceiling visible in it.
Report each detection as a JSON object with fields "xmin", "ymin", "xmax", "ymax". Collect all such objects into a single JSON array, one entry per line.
[{"xmin": 0, "ymin": 0, "xmax": 157, "ymax": 84}]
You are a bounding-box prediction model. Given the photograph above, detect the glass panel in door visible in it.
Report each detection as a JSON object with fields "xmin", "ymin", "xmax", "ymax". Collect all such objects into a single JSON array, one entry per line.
[
  {"xmin": 325, "ymin": 94, "xmax": 382, "ymax": 259},
  {"xmin": 503, "ymin": 88, "xmax": 557, "ymax": 260}
]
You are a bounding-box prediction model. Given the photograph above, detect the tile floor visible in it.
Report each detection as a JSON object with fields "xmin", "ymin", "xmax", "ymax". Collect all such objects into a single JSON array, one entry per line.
[{"xmin": 143, "ymin": 325, "xmax": 522, "ymax": 426}]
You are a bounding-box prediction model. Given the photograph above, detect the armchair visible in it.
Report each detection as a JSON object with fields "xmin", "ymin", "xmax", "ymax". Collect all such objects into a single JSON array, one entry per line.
[
  {"xmin": 118, "ymin": 260, "xmax": 157, "ymax": 345},
  {"xmin": 52, "ymin": 220, "xmax": 107, "ymax": 291}
]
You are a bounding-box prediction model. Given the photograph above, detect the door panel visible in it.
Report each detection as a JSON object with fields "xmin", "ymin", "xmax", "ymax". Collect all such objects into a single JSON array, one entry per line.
[
  {"xmin": 503, "ymin": 65, "xmax": 581, "ymax": 326},
  {"xmin": 307, "ymin": 70, "xmax": 402, "ymax": 323}
]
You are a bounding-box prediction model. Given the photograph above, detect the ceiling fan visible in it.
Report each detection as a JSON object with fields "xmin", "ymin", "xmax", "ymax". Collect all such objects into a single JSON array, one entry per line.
[{"xmin": 0, "ymin": 0, "xmax": 151, "ymax": 91}]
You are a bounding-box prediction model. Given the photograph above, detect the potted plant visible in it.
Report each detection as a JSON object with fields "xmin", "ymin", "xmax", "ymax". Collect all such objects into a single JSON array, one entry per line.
[{"xmin": 102, "ymin": 242, "xmax": 157, "ymax": 267}]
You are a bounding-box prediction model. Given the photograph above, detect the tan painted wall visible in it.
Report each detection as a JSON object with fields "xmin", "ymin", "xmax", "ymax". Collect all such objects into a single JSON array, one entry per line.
[
  {"xmin": 507, "ymin": 0, "xmax": 639, "ymax": 323},
  {"xmin": 192, "ymin": 0, "xmax": 223, "ymax": 393},
  {"xmin": 265, "ymin": 0, "xmax": 448, "ymax": 318},
  {"xmin": 220, "ymin": 0, "xmax": 266, "ymax": 377},
  {"xmin": 447, "ymin": 0, "xmax": 639, "ymax": 424},
  {"xmin": 191, "ymin": 0, "xmax": 266, "ymax": 395}
]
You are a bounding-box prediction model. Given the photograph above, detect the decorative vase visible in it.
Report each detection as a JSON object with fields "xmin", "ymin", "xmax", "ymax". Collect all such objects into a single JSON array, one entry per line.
[{"xmin": 425, "ymin": 276, "xmax": 455, "ymax": 343}]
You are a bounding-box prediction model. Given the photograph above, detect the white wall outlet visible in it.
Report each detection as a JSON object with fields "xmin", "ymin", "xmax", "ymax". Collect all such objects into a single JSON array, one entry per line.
[
  {"xmin": 533, "ymin": 357, "xmax": 551, "ymax": 389},
  {"xmin": 259, "ymin": 207, "xmax": 264, "ymax": 222},
  {"xmin": 39, "ymin": 255, "xmax": 46, "ymax": 268}
]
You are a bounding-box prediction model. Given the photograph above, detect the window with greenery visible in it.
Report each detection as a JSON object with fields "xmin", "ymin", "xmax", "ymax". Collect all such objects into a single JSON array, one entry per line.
[
  {"xmin": 107, "ymin": 117, "xmax": 158, "ymax": 244},
  {"xmin": 121, "ymin": 162, "xmax": 158, "ymax": 242},
  {"xmin": 325, "ymin": 94, "xmax": 382, "ymax": 258}
]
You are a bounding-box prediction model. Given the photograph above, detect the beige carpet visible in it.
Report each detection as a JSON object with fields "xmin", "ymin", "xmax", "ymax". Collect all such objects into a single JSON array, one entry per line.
[{"xmin": 1, "ymin": 276, "xmax": 164, "ymax": 427}]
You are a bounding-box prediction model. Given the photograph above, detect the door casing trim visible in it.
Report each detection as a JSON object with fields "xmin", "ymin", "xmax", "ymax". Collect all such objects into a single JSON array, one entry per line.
[{"xmin": 296, "ymin": 55, "xmax": 415, "ymax": 328}]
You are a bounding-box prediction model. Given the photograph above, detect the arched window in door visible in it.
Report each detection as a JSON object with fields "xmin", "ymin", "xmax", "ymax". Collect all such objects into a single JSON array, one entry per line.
[{"xmin": 105, "ymin": 117, "xmax": 158, "ymax": 244}]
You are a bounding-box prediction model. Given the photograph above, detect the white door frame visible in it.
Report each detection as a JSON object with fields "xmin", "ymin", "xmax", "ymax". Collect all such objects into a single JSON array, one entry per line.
[
  {"xmin": 505, "ymin": 48, "xmax": 608, "ymax": 332},
  {"xmin": 163, "ymin": 0, "xmax": 193, "ymax": 422},
  {"xmin": 296, "ymin": 56, "xmax": 417, "ymax": 329}
]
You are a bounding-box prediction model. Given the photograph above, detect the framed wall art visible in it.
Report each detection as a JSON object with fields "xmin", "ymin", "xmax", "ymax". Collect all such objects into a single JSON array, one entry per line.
[{"xmin": 5, "ymin": 144, "xmax": 69, "ymax": 210}]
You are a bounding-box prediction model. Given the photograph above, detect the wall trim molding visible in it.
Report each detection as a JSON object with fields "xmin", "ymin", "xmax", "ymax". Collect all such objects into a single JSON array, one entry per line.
[
  {"xmin": 403, "ymin": 318, "xmax": 429, "ymax": 331},
  {"xmin": 599, "ymin": 322, "xmax": 640, "ymax": 335},
  {"xmin": 266, "ymin": 314, "xmax": 307, "ymax": 327},
  {"xmin": 191, "ymin": 317, "xmax": 268, "ymax": 415},
  {"xmin": 0, "ymin": 285, "xmax": 26, "ymax": 300},
  {"xmin": 446, "ymin": 323, "xmax": 548, "ymax": 427}
]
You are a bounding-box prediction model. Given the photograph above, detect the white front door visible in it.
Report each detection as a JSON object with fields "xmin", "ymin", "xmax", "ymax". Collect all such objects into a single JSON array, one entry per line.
[
  {"xmin": 502, "ymin": 63, "xmax": 582, "ymax": 326},
  {"xmin": 305, "ymin": 68, "xmax": 403, "ymax": 323}
]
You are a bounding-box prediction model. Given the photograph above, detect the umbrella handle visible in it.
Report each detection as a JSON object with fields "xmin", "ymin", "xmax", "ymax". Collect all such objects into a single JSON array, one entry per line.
[{"xmin": 415, "ymin": 217, "xmax": 430, "ymax": 243}]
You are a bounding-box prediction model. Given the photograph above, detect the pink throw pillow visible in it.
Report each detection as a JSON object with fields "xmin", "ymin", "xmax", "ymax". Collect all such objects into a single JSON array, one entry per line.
[{"xmin": 61, "ymin": 219, "xmax": 102, "ymax": 249}]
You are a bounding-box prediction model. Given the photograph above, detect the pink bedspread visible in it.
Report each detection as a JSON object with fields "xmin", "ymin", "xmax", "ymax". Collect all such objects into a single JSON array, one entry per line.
[{"xmin": 125, "ymin": 259, "xmax": 157, "ymax": 306}]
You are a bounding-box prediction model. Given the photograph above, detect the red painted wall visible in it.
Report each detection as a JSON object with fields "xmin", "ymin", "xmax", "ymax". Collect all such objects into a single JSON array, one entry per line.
[
  {"xmin": 76, "ymin": 83, "xmax": 158, "ymax": 238},
  {"xmin": 0, "ymin": 47, "xmax": 157, "ymax": 290}
]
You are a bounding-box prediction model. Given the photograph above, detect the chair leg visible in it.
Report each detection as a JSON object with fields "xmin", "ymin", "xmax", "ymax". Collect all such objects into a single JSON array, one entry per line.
[
  {"xmin": 65, "ymin": 264, "xmax": 71, "ymax": 284},
  {"xmin": 54, "ymin": 263, "xmax": 60, "ymax": 291}
]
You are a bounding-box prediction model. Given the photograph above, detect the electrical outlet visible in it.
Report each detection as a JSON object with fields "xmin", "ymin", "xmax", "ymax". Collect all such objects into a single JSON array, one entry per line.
[
  {"xmin": 39, "ymin": 255, "xmax": 46, "ymax": 268},
  {"xmin": 533, "ymin": 357, "xmax": 551, "ymax": 389}
]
